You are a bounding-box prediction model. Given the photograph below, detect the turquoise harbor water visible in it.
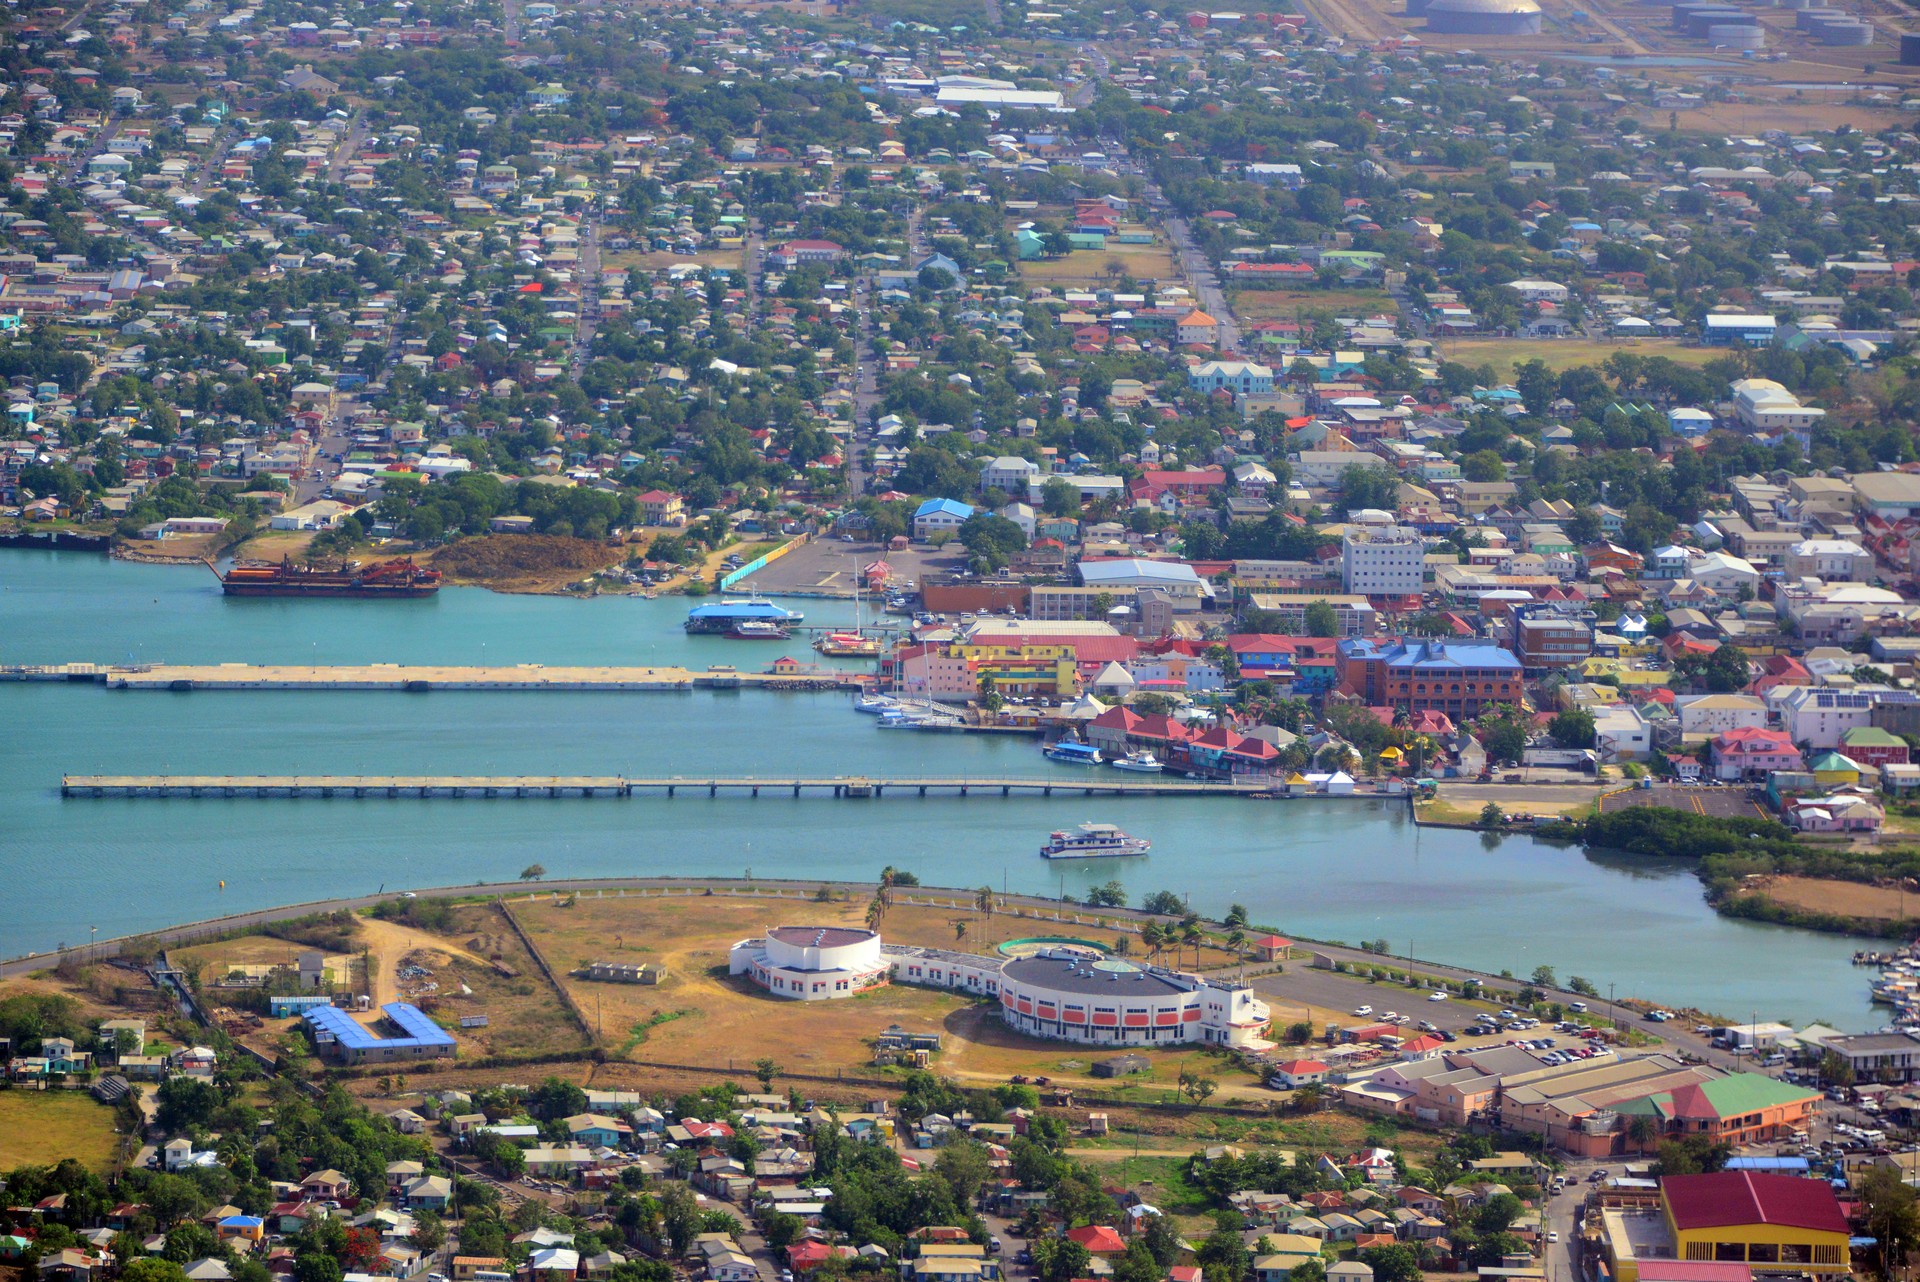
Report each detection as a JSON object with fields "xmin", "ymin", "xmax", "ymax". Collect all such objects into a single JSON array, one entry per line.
[{"xmin": 0, "ymin": 550, "xmax": 1884, "ymax": 1027}]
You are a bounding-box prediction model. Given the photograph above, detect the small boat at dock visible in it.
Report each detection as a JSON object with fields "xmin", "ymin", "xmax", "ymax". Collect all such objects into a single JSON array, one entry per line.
[
  {"xmin": 729, "ymin": 620, "xmax": 790, "ymax": 640},
  {"xmin": 1111, "ymin": 750, "xmax": 1163, "ymax": 773},
  {"xmin": 816, "ymin": 631, "xmax": 882, "ymax": 657},
  {"xmin": 1044, "ymin": 740, "xmax": 1103, "ymax": 766}
]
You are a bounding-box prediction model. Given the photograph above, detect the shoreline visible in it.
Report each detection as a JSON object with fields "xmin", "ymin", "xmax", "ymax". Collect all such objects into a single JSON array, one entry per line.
[{"xmin": 0, "ymin": 874, "xmax": 1691, "ymax": 1023}]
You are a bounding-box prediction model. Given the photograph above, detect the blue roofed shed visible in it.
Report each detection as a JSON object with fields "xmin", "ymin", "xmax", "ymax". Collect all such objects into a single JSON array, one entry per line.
[{"xmin": 304, "ymin": 1003, "xmax": 456, "ymax": 1065}]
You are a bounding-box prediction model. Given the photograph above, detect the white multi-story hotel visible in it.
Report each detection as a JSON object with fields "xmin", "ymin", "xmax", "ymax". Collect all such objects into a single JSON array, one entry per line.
[{"xmin": 1342, "ymin": 525, "xmax": 1426, "ymax": 597}]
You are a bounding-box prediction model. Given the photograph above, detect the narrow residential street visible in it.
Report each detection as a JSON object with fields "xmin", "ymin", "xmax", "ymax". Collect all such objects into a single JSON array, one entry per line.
[
  {"xmin": 571, "ymin": 212, "xmax": 602, "ymax": 372},
  {"xmin": 1152, "ymin": 188, "xmax": 1242, "ymax": 353}
]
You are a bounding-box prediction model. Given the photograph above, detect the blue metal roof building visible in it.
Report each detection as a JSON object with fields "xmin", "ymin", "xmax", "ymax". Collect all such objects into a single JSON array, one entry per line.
[
  {"xmin": 1337, "ymin": 638, "xmax": 1523, "ymax": 672},
  {"xmin": 1725, "ymin": 1156, "xmax": 1812, "ymax": 1174},
  {"xmin": 304, "ymin": 1003, "xmax": 457, "ymax": 1065}
]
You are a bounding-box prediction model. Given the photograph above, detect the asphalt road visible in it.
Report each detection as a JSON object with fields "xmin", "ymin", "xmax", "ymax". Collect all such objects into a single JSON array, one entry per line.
[{"xmin": 1151, "ymin": 188, "xmax": 1241, "ymax": 352}]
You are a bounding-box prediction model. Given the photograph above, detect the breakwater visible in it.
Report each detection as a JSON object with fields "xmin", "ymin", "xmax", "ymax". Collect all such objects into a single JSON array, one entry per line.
[
  {"xmin": 3, "ymin": 662, "xmax": 862, "ymax": 692},
  {"xmin": 62, "ymin": 773, "xmax": 1277, "ymax": 799}
]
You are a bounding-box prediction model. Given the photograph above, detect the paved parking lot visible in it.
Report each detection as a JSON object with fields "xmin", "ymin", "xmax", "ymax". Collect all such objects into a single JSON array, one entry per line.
[
  {"xmin": 1601, "ymin": 783, "xmax": 1772, "ymax": 820},
  {"xmin": 738, "ymin": 535, "xmax": 965, "ymax": 598}
]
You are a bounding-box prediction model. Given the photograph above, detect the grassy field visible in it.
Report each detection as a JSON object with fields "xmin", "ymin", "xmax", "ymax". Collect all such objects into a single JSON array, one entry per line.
[
  {"xmin": 1021, "ymin": 248, "xmax": 1180, "ymax": 286},
  {"xmin": 1431, "ymin": 337, "xmax": 1723, "ymax": 381},
  {"xmin": 1234, "ymin": 289, "xmax": 1394, "ymax": 319},
  {"xmin": 507, "ymin": 889, "xmax": 1267, "ymax": 1090},
  {"xmin": 0, "ymin": 1091, "xmax": 121, "ymax": 1171},
  {"xmin": 602, "ymin": 250, "xmax": 745, "ymax": 274}
]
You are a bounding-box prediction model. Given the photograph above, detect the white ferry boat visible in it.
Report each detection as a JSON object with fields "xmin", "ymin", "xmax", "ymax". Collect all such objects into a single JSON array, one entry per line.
[{"xmin": 1040, "ymin": 823, "xmax": 1151, "ymax": 859}]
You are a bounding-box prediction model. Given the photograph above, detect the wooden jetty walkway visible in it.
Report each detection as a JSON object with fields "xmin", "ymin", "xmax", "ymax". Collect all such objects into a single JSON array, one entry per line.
[{"xmin": 61, "ymin": 774, "xmax": 1273, "ymax": 799}]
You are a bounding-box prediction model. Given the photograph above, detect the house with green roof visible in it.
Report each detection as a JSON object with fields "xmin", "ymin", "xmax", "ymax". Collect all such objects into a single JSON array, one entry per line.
[
  {"xmin": 1807, "ymin": 751, "xmax": 1864, "ymax": 786},
  {"xmin": 1613, "ymin": 1073, "xmax": 1819, "ymax": 1152},
  {"xmin": 1840, "ymin": 725, "xmax": 1909, "ymax": 769}
]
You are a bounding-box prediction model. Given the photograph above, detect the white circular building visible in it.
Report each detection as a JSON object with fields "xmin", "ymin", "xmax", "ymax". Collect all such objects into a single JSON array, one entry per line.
[
  {"xmin": 729, "ymin": 925, "xmax": 888, "ymax": 1000},
  {"xmin": 994, "ymin": 951, "xmax": 1272, "ymax": 1048}
]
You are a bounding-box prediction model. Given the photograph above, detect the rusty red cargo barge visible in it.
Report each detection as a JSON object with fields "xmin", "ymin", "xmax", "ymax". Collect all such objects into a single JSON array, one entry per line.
[{"xmin": 221, "ymin": 558, "xmax": 442, "ymax": 598}]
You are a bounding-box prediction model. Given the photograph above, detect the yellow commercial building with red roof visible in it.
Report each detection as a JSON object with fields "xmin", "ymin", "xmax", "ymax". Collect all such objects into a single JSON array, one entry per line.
[{"xmin": 1601, "ymin": 1171, "xmax": 1850, "ymax": 1282}]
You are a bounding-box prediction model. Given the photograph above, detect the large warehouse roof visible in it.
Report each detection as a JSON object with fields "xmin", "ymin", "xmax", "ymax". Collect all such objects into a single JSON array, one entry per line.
[
  {"xmin": 935, "ymin": 86, "xmax": 1067, "ymax": 110},
  {"xmin": 1662, "ymin": 1171, "xmax": 1846, "ymax": 1236}
]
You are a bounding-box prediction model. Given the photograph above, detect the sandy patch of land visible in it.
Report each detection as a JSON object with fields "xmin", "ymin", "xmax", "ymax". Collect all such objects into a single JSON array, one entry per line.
[
  {"xmin": 1747, "ymin": 875, "xmax": 1916, "ymax": 923},
  {"xmin": 231, "ymin": 530, "xmax": 320, "ymax": 562}
]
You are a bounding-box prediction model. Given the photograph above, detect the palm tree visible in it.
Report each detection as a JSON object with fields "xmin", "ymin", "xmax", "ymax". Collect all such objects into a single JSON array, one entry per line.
[
  {"xmin": 976, "ymin": 886, "xmax": 995, "ymax": 918},
  {"xmin": 1140, "ymin": 922, "xmax": 1166, "ymax": 962},
  {"xmin": 1181, "ymin": 923, "xmax": 1204, "ymax": 969},
  {"xmin": 1226, "ymin": 928, "xmax": 1247, "ymax": 974},
  {"xmin": 954, "ymin": 921, "xmax": 969, "ymax": 943}
]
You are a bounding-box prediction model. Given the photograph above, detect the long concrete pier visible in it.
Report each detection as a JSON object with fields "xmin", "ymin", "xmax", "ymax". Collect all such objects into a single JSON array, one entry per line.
[
  {"xmin": 61, "ymin": 773, "xmax": 1275, "ymax": 799},
  {"xmin": 2, "ymin": 663, "xmax": 860, "ymax": 692}
]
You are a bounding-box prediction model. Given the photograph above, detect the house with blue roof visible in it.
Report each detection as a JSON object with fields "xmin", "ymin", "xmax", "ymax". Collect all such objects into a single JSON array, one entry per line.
[
  {"xmin": 304, "ymin": 1004, "xmax": 456, "ymax": 1066},
  {"xmin": 913, "ymin": 498, "xmax": 975, "ymax": 539}
]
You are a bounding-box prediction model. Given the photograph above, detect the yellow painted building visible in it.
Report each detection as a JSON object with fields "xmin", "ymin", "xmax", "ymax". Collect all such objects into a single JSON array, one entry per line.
[
  {"xmin": 1663, "ymin": 1172, "xmax": 1849, "ymax": 1276},
  {"xmin": 953, "ymin": 644, "xmax": 1079, "ymax": 698}
]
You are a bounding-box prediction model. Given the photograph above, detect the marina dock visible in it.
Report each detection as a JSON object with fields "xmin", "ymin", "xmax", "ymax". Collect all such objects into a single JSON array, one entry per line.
[
  {"xmin": 61, "ymin": 773, "xmax": 1275, "ymax": 799},
  {"xmin": 2, "ymin": 663, "xmax": 861, "ymax": 692}
]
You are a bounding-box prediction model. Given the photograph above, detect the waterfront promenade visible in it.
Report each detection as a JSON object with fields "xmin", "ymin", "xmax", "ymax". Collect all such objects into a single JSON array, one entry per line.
[
  {"xmin": 61, "ymin": 773, "xmax": 1277, "ymax": 798},
  {"xmin": 1, "ymin": 662, "xmax": 862, "ymax": 692}
]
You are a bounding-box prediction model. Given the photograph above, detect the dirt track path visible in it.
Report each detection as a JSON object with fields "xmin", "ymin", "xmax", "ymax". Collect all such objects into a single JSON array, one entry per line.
[{"xmin": 358, "ymin": 917, "xmax": 494, "ymax": 1008}]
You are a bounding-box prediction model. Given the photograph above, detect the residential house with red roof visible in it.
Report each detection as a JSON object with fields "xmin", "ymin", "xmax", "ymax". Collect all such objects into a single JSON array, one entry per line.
[
  {"xmin": 1065, "ymin": 1226, "xmax": 1126, "ymax": 1256},
  {"xmin": 1270, "ymin": 1059, "xmax": 1329, "ymax": 1088},
  {"xmin": 1709, "ymin": 728, "xmax": 1803, "ymax": 781}
]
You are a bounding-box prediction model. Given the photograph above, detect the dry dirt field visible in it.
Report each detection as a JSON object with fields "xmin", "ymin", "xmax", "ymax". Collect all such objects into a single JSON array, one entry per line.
[
  {"xmin": 1671, "ymin": 99, "xmax": 1911, "ymax": 135},
  {"xmin": 1748, "ymin": 875, "xmax": 1915, "ymax": 922},
  {"xmin": 1430, "ymin": 337, "xmax": 1723, "ymax": 380},
  {"xmin": 230, "ymin": 530, "xmax": 320, "ymax": 562},
  {"xmin": 1020, "ymin": 248, "xmax": 1181, "ymax": 286},
  {"xmin": 407, "ymin": 903, "xmax": 593, "ymax": 1058},
  {"xmin": 602, "ymin": 250, "xmax": 745, "ymax": 274},
  {"xmin": 1234, "ymin": 289, "xmax": 1394, "ymax": 319},
  {"xmin": 506, "ymin": 889, "xmax": 1264, "ymax": 1091}
]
